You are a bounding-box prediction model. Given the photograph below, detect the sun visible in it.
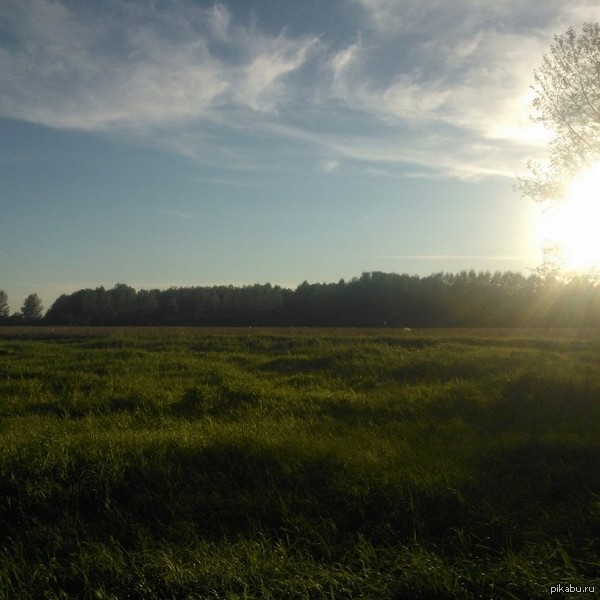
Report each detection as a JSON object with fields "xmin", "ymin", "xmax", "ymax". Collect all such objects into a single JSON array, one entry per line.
[{"xmin": 535, "ymin": 162, "xmax": 600, "ymax": 273}]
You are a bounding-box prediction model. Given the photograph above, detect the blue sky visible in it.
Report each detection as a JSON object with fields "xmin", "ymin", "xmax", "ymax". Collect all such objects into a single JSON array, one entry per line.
[{"xmin": 2, "ymin": 0, "xmax": 600, "ymax": 312}]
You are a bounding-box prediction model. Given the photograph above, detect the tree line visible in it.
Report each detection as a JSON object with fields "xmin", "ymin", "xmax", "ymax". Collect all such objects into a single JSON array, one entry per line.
[{"xmin": 2, "ymin": 270, "xmax": 600, "ymax": 327}]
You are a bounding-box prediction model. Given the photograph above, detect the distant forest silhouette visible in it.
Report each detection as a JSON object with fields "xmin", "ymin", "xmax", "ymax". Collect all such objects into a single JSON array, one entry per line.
[{"xmin": 4, "ymin": 271, "xmax": 600, "ymax": 327}]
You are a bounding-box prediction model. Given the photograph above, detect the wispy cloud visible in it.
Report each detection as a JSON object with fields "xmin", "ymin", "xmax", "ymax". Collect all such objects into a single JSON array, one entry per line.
[
  {"xmin": 2, "ymin": 0, "xmax": 600, "ymax": 179},
  {"xmin": 0, "ymin": 0, "xmax": 318, "ymax": 129},
  {"xmin": 235, "ymin": 35, "xmax": 321, "ymax": 113},
  {"xmin": 332, "ymin": 0, "xmax": 600, "ymax": 176},
  {"xmin": 0, "ymin": 1, "xmax": 223, "ymax": 128}
]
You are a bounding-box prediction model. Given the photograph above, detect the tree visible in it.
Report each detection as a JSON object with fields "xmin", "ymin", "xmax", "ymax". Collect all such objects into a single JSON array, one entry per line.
[
  {"xmin": 21, "ymin": 293, "xmax": 44, "ymax": 321},
  {"xmin": 518, "ymin": 23, "xmax": 600, "ymax": 277},
  {"xmin": 519, "ymin": 23, "xmax": 600, "ymax": 203},
  {"xmin": 0, "ymin": 290, "xmax": 8, "ymax": 319}
]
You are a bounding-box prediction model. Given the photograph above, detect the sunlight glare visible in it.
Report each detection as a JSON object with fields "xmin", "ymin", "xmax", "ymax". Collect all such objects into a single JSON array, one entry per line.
[{"xmin": 535, "ymin": 162, "xmax": 600, "ymax": 273}]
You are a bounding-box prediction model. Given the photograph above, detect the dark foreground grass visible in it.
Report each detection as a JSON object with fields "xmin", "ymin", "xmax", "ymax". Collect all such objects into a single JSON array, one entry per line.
[{"xmin": 0, "ymin": 327, "xmax": 599, "ymax": 599}]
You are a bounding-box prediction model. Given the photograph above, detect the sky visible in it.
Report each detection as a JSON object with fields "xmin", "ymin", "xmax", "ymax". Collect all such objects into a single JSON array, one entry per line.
[{"xmin": 2, "ymin": 0, "xmax": 600, "ymax": 313}]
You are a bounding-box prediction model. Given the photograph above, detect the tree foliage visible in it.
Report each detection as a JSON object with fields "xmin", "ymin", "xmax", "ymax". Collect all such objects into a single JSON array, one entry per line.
[{"xmin": 519, "ymin": 23, "xmax": 600, "ymax": 203}]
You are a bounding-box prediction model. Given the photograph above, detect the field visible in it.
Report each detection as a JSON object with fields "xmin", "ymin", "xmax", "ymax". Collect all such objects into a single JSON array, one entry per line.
[{"xmin": 0, "ymin": 326, "xmax": 599, "ymax": 599}]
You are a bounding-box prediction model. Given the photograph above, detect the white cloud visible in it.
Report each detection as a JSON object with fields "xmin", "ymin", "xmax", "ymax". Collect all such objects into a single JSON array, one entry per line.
[
  {"xmin": 0, "ymin": 0, "xmax": 318, "ymax": 129},
  {"xmin": 0, "ymin": 1, "xmax": 226, "ymax": 129},
  {"xmin": 351, "ymin": 0, "xmax": 432, "ymax": 36},
  {"xmin": 346, "ymin": 0, "xmax": 600, "ymax": 135},
  {"xmin": 319, "ymin": 159, "xmax": 340, "ymax": 173},
  {"xmin": 380, "ymin": 77, "xmax": 449, "ymax": 121},
  {"xmin": 316, "ymin": 16, "xmax": 548, "ymax": 166},
  {"xmin": 235, "ymin": 35, "xmax": 321, "ymax": 113},
  {"xmin": 314, "ymin": 0, "xmax": 600, "ymax": 177},
  {"xmin": 207, "ymin": 3, "xmax": 231, "ymax": 40},
  {"xmin": 329, "ymin": 40, "xmax": 364, "ymax": 90},
  {"xmin": 2, "ymin": 0, "xmax": 599, "ymax": 180},
  {"xmin": 352, "ymin": 0, "xmax": 600, "ymax": 38}
]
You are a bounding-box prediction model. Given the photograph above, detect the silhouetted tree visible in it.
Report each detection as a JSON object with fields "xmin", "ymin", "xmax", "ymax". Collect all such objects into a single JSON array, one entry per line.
[
  {"xmin": 137, "ymin": 289, "xmax": 160, "ymax": 323},
  {"xmin": 21, "ymin": 293, "xmax": 44, "ymax": 321},
  {"xmin": 107, "ymin": 284, "xmax": 137, "ymax": 323},
  {"xmin": 0, "ymin": 290, "xmax": 8, "ymax": 320}
]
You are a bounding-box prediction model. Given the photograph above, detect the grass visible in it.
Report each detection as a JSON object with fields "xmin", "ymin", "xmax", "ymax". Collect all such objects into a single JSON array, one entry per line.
[{"xmin": 0, "ymin": 326, "xmax": 599, "ymax": 598}]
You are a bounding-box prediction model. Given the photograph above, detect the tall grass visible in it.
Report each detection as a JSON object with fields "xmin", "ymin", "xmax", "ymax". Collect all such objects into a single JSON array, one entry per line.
[{"xmin": 0, "ymin": 327, "xmax": 599, "ymax": 598}]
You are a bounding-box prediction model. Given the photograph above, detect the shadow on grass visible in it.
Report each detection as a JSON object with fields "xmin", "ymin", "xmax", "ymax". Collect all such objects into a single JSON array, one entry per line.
[{"xmin": 451, "ymin": 437, "xmax": 600, "ymax": 585}]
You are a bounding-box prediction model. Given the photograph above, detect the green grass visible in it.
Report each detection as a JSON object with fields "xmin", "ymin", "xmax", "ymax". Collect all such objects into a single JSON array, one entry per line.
[{"xmin": 0, "ymin": 327, "xmax": 599, "ymax": 598}]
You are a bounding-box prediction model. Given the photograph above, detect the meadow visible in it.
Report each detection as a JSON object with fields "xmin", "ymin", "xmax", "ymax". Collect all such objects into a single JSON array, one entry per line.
[{"xmin": 0, "ymin": 326, "xmax": 599, "ymax": 599}]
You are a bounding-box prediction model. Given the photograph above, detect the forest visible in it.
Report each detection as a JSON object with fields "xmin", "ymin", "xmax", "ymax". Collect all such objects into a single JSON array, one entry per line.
[{"xmin": 3, "ymin": 270, "xmax": 600, "ymax": 328}]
